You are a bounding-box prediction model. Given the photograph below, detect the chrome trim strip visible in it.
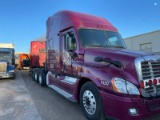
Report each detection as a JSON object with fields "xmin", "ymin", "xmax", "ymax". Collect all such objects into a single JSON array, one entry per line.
[
  {"xmin": 135, "ymin": 57, "xmax": 144, "ymax": 81},
  {"xmin": 48, "ymin": 84, "xmax": 72, "ymax": 98},
  {"xmin": 61, "ymin": 76, "xmax": 78, "ymax": 85}
]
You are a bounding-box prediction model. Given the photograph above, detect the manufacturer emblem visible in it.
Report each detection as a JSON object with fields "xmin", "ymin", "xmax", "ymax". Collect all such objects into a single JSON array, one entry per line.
[{"xmin": 101, "ymin": 81, "xmax": 109, "ymax": 86}]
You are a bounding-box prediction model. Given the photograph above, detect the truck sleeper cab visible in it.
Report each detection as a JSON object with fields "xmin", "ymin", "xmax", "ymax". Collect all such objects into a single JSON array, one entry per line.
[{"xmin": 32, "ymin": 10, "xmax": 160, "ymax": 120}]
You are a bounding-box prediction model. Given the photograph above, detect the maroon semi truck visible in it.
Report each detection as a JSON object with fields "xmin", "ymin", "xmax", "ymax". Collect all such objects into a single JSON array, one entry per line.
[{"xmin": 30, "ymin": 10, "xmax": 160, "ymax": 120}]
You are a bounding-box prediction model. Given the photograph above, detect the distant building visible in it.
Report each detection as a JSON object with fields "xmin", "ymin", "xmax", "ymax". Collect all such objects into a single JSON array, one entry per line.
[{"xmin": 124, "ymin": 30, "xmax": 160, "ymax": 54}]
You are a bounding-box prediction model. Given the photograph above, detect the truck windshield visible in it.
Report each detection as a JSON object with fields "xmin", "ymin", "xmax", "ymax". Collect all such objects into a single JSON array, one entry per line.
[
  {"xmin": 0, "ymin": 51, "xmax": 11, "ymax": 61},
  {"xmin": 78, "ymin": 29, "xmax": 126, "ymax": 48}
]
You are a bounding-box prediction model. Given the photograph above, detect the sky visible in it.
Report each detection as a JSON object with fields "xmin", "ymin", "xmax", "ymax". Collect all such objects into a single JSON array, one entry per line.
[{"xmin": 0, "ymin": 0, "xmax": 159, "ymax": 52}]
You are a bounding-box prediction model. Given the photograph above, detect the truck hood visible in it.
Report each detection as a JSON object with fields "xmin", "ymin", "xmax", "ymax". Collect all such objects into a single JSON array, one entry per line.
[
  {"xmin": 84, "ymin": 47, "xmax": 154, "ymax": 85},
  {"xmin": 84, "ymin": 47, "xmax": 153, "ymax": 65}
]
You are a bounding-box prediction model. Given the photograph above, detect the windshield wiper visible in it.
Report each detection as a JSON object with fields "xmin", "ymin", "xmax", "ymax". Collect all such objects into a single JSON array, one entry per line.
[{"xmin": 94, "ymin": 56, "xmax": 122, "ymax": 68}]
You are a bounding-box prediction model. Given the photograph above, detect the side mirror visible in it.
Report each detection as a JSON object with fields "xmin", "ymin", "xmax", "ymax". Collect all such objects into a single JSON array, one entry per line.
[{"xmin": 69, "ymin": 50, "xmax": 77, "ymax": 59}]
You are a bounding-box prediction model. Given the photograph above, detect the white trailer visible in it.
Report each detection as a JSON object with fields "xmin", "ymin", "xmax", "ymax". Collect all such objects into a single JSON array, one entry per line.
[{"xmin": 0, "ymin": 43, "xmax": 14, "ymax": 48}]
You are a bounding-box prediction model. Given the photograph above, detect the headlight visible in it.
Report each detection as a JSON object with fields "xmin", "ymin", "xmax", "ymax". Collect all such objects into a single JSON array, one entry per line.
[{"xmin": 111, "ymin": 77, "xmax": 140, "ymax": 95}]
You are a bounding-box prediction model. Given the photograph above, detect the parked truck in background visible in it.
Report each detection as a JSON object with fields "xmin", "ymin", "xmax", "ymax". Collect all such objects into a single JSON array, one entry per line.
[
  {"xmin": 30, "ymin": 10, "xmax": 160, "ymax": 120},
  {"xmin": 0, "ymin": 43, "xmax": 15, "ymax": 79},
  {"xmin": 30, "ymin": 41, "xmax": 46, "ymax": 81},
  {"xmin": 16, "ymin": 53, "xmax": 30, "ymax": 70}
]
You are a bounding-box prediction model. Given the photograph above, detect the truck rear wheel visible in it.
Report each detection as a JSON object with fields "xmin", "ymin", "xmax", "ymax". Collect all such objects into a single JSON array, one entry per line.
[
  {"xmin": 33, "ymin": 69, "xmax": 39, "ymax": 82},
  {"xmin": 80, "ymin": 82, "xmax": 105, "ymax": 120},
  {"xmin": 38, "ymin": 70, "xmax": 46, "ymax": 86},
  {"xmin": 32, "ymin": 69, "xmax": 35, "ymax": 81}
]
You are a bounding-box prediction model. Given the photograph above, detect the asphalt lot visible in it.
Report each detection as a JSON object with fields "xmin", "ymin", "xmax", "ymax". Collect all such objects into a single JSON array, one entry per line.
[
  {"xmin": 21, "ymin": 70, "xmax": 86, "ymax": 120},
  {"xmin": 0, "ymin": 70, "xmax": 86, "ymax": 120},
  {"xmin": 0, "ymin": 70, "xmax": 41, "ymax": 120},
  {"xmin": 1, "ymin": 70, "xmax": 160, "ymax": 120}
]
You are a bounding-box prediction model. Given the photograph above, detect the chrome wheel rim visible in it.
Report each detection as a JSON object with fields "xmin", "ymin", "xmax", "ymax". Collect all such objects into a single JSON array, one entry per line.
[{"xmin": 83, "ymin": 90, "xmax": 96, "ymax": 115}]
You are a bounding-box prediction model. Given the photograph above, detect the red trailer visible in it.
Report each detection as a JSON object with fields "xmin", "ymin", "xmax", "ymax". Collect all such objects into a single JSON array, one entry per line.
[{"xmin": 30, "ymin": 41, "xmax": 46, "ymax": 80}]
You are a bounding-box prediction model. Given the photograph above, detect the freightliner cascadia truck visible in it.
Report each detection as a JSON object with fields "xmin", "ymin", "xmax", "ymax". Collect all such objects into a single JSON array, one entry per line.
[
  {"xmin": 0, "ymin": 43, "xmax": 15, "ymax": 79},
  {"xmin": 30, "ymin": 10, "xmax": 160, "ymax": 120}
]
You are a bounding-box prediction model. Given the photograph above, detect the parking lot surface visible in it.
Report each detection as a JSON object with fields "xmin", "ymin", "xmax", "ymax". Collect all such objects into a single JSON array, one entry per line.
[
  {"xmin": 0, "ymin": 70, "xmax": 41, "ymax": 120},
  {"xmin": 1, "ymin": 70, "xmax": 160, "ymax": 120}
]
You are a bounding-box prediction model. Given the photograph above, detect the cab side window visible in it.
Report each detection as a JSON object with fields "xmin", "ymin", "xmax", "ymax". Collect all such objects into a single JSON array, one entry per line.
[{"xmin": 64, "ymin": 32, "xmax": 77, "ymax": 51}]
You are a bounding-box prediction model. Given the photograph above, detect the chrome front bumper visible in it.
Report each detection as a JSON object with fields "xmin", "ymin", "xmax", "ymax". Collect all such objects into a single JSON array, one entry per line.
[{"xmin": 0, "ymin": 72, "xmax": 15, "ymax": 79}]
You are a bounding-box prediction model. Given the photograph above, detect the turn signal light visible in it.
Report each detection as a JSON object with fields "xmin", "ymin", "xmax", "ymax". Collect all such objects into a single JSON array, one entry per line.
[
  {"xmin": 153, "ymin": 79, "xmax": 157, "ymax": 85},
  {"xmin": 141, "ymin": 81, "xmax": 145, "ymax": 88}
]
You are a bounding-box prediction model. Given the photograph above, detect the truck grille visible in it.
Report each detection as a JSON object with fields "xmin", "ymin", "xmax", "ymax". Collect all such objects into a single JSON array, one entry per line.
[
  {"xmin": 0, "ymin": 62, "xmax": 7, "ymax": 72},
  {"xmin": 135, "ymin": 55, "xmax": 160, "ymax": 98},
  {"xmin": 141, "ymin": 60, "xmax": 160, "ymax": 80}
]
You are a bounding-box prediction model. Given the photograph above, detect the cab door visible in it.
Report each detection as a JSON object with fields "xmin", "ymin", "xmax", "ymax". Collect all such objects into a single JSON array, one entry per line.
[
  {"xmin": 60, "ymin": 28, "xmax": 78, "ymax": 76},
  {"xmin": 59, "ymin": 28, "xmax": 81, "ymax": 94}
]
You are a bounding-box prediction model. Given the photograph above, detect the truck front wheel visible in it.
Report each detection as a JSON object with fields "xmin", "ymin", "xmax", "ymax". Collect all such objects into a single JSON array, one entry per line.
[
  {"xmin": 11, "ymin": 73, "xmax": 16, "ymax": 80},
  {"xmin": 80, "ymin": 82, "xmax": 105, "ymax": 120}
]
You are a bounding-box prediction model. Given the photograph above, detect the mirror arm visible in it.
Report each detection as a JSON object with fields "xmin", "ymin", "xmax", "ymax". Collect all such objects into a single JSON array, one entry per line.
[{"xmin": 69, "ymin": 51, "xmax": 77, "ymax": 59}]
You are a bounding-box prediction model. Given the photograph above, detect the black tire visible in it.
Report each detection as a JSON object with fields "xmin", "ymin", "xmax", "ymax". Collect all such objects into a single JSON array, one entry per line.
[
  {"xmin": 11, "ymin": 77, "xmax": 15, "ymax": 80},
  {"xmin": 33, "ymin": 69, "xmax": 39, "ymax": 82},
  {"xmin": 35, "ymin": 69, "xmax": 39, "ymax": 82},
  {"xmin": 80, "ymin": 82, "xmax": 105, "ymax": 120},
  {"xmin": 11, "ymin": 74, "xmax": 16, "ymax": 80},
  {"xmin": 38, "ymin": 70, "xmax": 46, "ymax": 86},
  {"xmin": 32, "ymin": 69, "xmax": 36, "ymax": 81}
]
